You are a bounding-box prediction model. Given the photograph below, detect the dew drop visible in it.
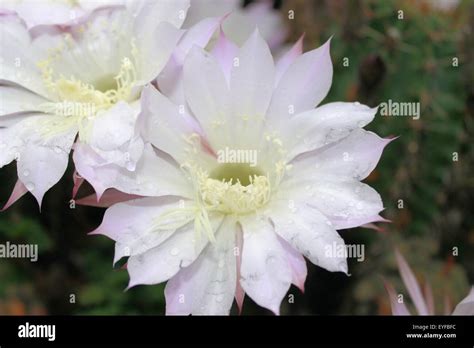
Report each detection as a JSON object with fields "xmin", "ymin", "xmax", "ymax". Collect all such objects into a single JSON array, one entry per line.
[
  {"xmin": 218, "ymin": 260, "xmax": 225, "ymax": 268},
  {"xmin": 23, "ymin": 170, "xmax": 30, "ymax": 177},
  {"xmin": 216, "ymin": 294, "xmax": 224, "ymax": 303},
  {"xmin": 26, "ymin": 182, "xmax": 35, "ymax": 191},
  {"xmin": 356, "ymin": 202, "xmax": 363, "ymax": 210},
  {"xmin": 54, "ymin": 146, "xmax": 62, "ymax": 154},
  {"xmin": 170, "ymin": 248, "xmax": 180, "ymax": 256}
]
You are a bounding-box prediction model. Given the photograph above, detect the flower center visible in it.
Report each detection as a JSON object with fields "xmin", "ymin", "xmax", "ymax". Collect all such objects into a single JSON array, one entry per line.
[
  {"xmin": 210, "ymin": 163, "xmax": 263, "ymax": 186},
  {"xmin": 196, "ymin": 164, "xmax": 271, "ymax": 215},
  {"xmin": 36, "ymin": 36, "xmax": 139, "ymax": 141}
]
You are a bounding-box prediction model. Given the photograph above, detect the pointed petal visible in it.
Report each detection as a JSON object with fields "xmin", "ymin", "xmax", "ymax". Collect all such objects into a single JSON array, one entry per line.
[
  {"xmin": 395, "ymin": 249, "xmax": 429, "ymax": 315},
  {"xmin": 72, "ymin": 170, "xmax": 84, "ymax": 199},
  {"xmin": 16, "ymin": 121, "xmax": 76, "ymax": 206},
  {"xmin": 239, "ymin": 216, "xmax": 292, "ymax": 315},
  {"xmin": 268, "ymin": 199, "xmax": 348, "ymax": 273},
  {"xmin": 165, "ymin": 217, "xmax": 237, "ymax": 315},
  {"xmin": 1, "ymin": 179, "xmax": 28, "ymax": 211},
  {"xmin": 280, "ymin": 104, "xmax": 379, "ymax": 160},
  {"xmin": 235, "ymin": 224, "xmax": 245, "ymax": 313},
  {"xmin": 127, "ymin": 214, "xmax": 224, "ymax": 287},
  {"xmin": 424, "ymin": 282, "xmax": 435, "ymax": 315},
  {"xmin": 75, "ymin": 189, "xmax": 142, "ymax": 208},
  {"xmin": 139, "ymin": 85, "xmax": 207, "ymax": 165},
  {"xmin": 230, "ymin": 29, "xmax": 274, "ymax": 121},
  {"xmin": 267, "ymin": 39, "xmax": 332, "ymax": 123},
  {"xmin": 211, "ymin": 28, "xmax": 239, "ymax": 84},
  {"xmin": 278, "ymin": 236, "xmax": 307, "ymax": 292},
  {"xmin": 384, "ymin": 280, "xmax": 411, "ymax": 315},
  {"xmin": 290, "ymin": 129, "xmax": 393, "ymax": 181},
  {"xmin": 274, "ymin": 34, "xmax": 304, "ymax": 85},
  {"xmin": 73, "ymin": 143, "xmax": 193, "ymax": 199},
  {"xmin": 183, "ymin": 45, "xmax": 231, "ymax": 148},
  {"xmin": 92, "ymin": 196, "xmax": 190, "ymax": 264}
]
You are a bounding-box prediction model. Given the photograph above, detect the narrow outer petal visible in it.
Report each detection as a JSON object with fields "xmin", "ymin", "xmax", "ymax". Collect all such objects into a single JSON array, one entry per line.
[{"xmin": 239, "ymin": 216, "xmax": 292, "ymax": 315}]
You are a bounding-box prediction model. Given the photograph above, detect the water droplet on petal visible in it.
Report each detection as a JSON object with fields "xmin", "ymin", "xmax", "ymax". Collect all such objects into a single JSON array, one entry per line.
[
  {"xmin": 216, "ymin": 294, "xmax": 224, "ymax": 303},
  {"xmin": 170, "ymin": 248, "xmax": 179, "ymax": 256},
  {"xmin": 26, "ymin": 182, "xmax": 35, "ymax": 191},
  {"xmin": 54, "ymin": 146, "xmax": 62, "ymax": 154},
  {"xmin": 218, "ymin": 260, "xmax": 225, "ymax": 268},
  {"xmin": 356, "ymin": 202, "xmax": 363, "ymax": 210},
  {"xmin": 23, "ymin": 170, "xmax": 30, "ymax": 177}
]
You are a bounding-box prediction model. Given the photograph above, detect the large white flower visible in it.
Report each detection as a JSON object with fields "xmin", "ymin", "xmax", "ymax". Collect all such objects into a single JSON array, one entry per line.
[
  {"xmin": 0, "ymin": 0, "xmax": 190, "ymax": 207},
  {"xmin": 89, "ymin": 29, "xmax": 392, "ymax": 315}
]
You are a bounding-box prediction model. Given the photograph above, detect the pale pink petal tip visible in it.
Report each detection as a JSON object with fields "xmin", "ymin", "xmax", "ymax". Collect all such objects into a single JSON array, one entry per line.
[
  {"xmin": 76, "ymin": 189, "xmax": 141, "ymax": 208},
  {"xmin": 383, "ymin": 278, "xmax": 411, "ymax": 315},
  {"xmin": 72, "ymin": 170, "xmax": 84, "ymax": 199},
  {"xmin": 395, "ymin": 248, "xmax": 429, "ymax": 315},
  {"xmin": 1, "ymin": 179, "xmax": 28, "ymax": 211}
]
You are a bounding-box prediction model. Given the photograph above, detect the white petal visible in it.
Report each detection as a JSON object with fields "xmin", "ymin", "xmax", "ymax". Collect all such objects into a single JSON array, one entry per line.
[
  {"xmin": 0, "ymin": 85, "xmax": 47, "ymax": 116},
  {"xmin": 211, "ymin": 29, "xmax": 239, "ymax": 84},
  {"xmin": 268, "ymin": 199, "xmax": 348, "ymax": 273},
  {"xmin": 135, "ymin": 21, "xmax": 184, "ymax": 85},
  {"xmin": 239, "ymin": 215, "xmax": 292, "ymax": 315},
  {"xmin": 229, "ymin": 29, "xmax": 274, "ymax": 147},
  {"xmin": 165, "ymin": 217, "xmax": 237, "ymax": 315},
  {"xmin": 127, "ymin": 214, "xmax": 224, "ymax": 287},
  {"xmin": 183, "ymin": 46, "xmax": 231, "ymax": 148},
  {"xmin": 0, "ymin": 16, "xmax": 48, "ymax": 97},
  {"xmin": 290, "ymin": 129, "xmax": 390, "ymax": 182},
  {"xmin": 280, "ymin": 103, "xmax": 378, "ymax": 160},
  {"xmin": 139, "ymin": 85, "xmax": 209, "ymax": 165},
  {"xmin": 281, "ymin": 178, "xmax": 384, "ymax": 230},
  {"xmin": 16, "ymin": 120, "xmax": 76, "ymax": 205},
  {"xmin": 267, "ymin": 39, "xmax": 332, "ymax": 123},
  {"xmin": 278, "ymin": 236, "xmax": 307, "ymax": 292},
  {"xmin": 230, "ymin": 29, "xmax": 274, "ymax": 120},
  {"xmin": 93, "ymin": 196, "xmax": 188, "ymax": 264},
  {"xmin": 130, "ymin": 0, "xmax": 189, "ymax": 30},
  {"xmin": 88, "ymin": 101, "xmax": 144, "ymax": 169},
  {"xmin": 73, "ymin": 143, "xmax": 193, "ymax": 199},
  {"xmin": 156, "ymin": 16, "xmax": 221, "ymax": 104},
  {"xmin": 274, "ymin": 35, "xmax": 304, "ymax": 85}
]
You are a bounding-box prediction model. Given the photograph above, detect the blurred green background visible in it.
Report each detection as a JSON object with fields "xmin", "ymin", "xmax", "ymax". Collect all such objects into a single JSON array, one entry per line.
[{"xmin": 0, "ymin": 0, "xmax": 473, "ymax": 315}]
